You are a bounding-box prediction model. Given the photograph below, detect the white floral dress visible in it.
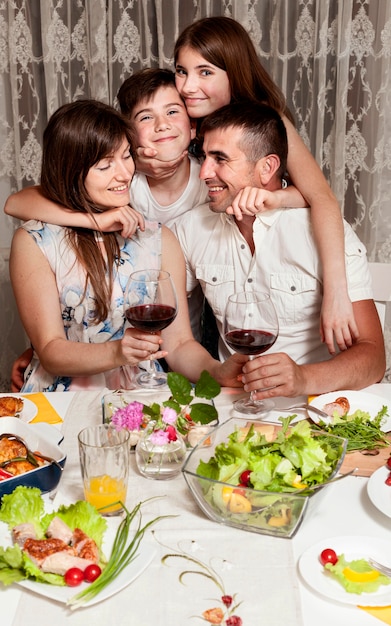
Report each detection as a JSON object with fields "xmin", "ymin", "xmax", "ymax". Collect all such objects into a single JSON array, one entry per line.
[{"xmin": 20, "ymin": 220, "xmax": 161, "ymax": 392}]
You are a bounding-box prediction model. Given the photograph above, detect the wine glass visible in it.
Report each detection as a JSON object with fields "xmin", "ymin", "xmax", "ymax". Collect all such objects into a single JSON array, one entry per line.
[
  {"xmin": 124, "ymin": 269, "xmax": 178, "ymax": 388},
  {"xmin": 224, "ymin": 291, "xmax": 279, "ymax": 415}
]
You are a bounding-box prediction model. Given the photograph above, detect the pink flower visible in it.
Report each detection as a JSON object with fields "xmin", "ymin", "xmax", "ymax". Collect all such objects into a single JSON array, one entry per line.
[
  {"xmin": 111, "ymin": 401, "xmax": 144, "ymax": 431},
  {"xmin": 150, "ymin": 429, "xmax": 170, "ymax": 446},
  {"xmin": 166, "ymin": 425, "xmax": 177, "ymax": 441},
  {"xmin": 162, "ymin": 407, "xmax": 177, "ymax": 425}
]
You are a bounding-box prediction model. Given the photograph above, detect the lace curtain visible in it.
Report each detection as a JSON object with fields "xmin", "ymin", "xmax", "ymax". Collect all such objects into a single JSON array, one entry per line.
[{"xmin": 0, "ymin": 0, "xmax": 390, "ymax": 390}]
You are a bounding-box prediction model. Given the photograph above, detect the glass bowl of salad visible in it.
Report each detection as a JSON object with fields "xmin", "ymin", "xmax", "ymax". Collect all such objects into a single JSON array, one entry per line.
[{"xmin": 182, "ymin": 417, "xmax": 347, "ymax": 538}]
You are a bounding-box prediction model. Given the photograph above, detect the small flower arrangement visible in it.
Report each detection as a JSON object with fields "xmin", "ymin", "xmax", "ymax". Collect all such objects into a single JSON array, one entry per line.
[{"xmin": 110, "ymin": 370, "xmax": 220, "ymax": 447}]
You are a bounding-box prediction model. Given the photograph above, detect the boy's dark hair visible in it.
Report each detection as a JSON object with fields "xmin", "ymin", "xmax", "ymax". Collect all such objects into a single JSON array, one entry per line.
[
  {"xmin": 200, "ymin": 101, "xmax": 288, "ymax": 178},
  {"xmin": 117, "ymin": 68, "xmax": 176, "ymax": 117}
]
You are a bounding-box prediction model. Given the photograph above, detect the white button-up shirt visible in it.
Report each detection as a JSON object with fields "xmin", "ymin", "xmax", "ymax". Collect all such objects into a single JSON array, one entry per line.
[{"xmin": 174, "ymin": 205, "xmax": 372, "ymax": 363}]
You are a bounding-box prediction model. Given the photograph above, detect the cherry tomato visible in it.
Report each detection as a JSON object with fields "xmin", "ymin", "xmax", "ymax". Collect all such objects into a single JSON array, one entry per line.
[
  {"xmin": 83, "ymin": 563, "xmax": 102, "ymax": 583},
  {"xmin": 319, "ymin": 548, "xmax": 338, "ymax": 566},
  {"xmin": 386, "ymin": 457, "xmax": 391, "ymax": 471},
  {"xmin": 64, "ymin": 567, "xmax": 84, "ymax": 587},
  {"xmin": 385, "ymin": 473, "xmax": 391, "ymax": 486},
  {"xmin": 239, "ymin": 470, "xmax": 252, "ymax": 487}
]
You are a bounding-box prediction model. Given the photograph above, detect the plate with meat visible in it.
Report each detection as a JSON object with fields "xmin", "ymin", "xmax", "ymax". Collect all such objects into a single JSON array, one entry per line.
[
  {"xmin": 0, "ymin": 394, "xmax": 37, "ymax": 423},
  {"xmin": 310, "ymin": 390, "xmax": 391, "ymax": 431},
  {"xmin": 0, "ymin": 489, "xmax": 156, "ymax": 608}
]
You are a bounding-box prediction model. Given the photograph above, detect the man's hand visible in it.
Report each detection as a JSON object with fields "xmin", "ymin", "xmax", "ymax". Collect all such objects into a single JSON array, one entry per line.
[
  {"xmin": 241, "ymin": 352, "xmax": 306, "ymax": 398},
  {"xmin": 11, "ymin": 347, "xmax": 33, "ymax": 392},
  {"xmin": 91, "ymin": 205, "xmax": 145, "ymax": 238},
  {"xmin": 135, "ymin": 147, "xmax": 188, "ymax": 180}
]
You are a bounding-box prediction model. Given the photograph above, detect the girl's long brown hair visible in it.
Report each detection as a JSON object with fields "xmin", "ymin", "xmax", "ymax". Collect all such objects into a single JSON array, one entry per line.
[
  {"xmin": 174, "ymin": 16, "xmax": 294, "ymax": 124},
  {"xmin": 40, "ymin": 100, "xmax": 136, "ymax": 323}
]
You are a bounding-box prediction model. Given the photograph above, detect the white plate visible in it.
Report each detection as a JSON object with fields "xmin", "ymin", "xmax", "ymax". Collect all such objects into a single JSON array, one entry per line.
[
  {"xmin": 367, "ymin": 466, "xmax": 391, "ymax": 518},
  {"xmin": 310, "ymin": 390, "xmax": 391, "ymax": 431},
  {"xmin": 299, "ymin": 535, "xmax": 391, "ymax": 606},
  {"xmin": 0, "ymin": 394, "xmax": 38, "ymax": 423},
  {"xmin": 0, "ymin": 515, "xmax": 156, "ymax": 607}
]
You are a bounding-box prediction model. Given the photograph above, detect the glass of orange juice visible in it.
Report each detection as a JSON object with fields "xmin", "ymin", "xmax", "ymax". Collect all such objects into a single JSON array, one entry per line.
[{"xmin": 78, "ymin": 424, "xmax": 130, "ymax": 516}]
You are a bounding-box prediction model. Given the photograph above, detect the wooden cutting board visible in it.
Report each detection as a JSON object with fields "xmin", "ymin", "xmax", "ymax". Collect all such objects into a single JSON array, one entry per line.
[{"xmin": 340, "ymin": 433, "xmax": 391, "ymax": 477}]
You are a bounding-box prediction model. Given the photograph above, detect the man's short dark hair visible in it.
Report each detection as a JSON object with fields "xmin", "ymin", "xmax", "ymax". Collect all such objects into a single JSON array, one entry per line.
[{"xmin": 200, "ymin": 101, "xmax": 288, "ymax": 176}]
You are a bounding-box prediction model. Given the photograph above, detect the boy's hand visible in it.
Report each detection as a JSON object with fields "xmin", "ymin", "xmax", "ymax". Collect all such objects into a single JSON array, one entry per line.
[
  {"xmin": 136, "ymin": 147, "xmax": 188, "ymax": 179},
  {"xmin": 91, "ymin": 205, "xmax": 145, "ymax": 238}
]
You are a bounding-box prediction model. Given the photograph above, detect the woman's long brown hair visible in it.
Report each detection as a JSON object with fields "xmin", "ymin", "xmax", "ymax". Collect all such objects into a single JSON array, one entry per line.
[
  {"xmin": 174, "ymin": 16, "xmax": 294, "ymax": 124},
  {"xmin": 40, "ymin": 100, "xmax": 136, "ymax": 323}
]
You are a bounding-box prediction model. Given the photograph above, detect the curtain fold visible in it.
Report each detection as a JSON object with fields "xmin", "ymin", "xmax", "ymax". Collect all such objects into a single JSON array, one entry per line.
[{"xmin": 0, "ymin": 0, "xmax": 390, "ymax": 389}]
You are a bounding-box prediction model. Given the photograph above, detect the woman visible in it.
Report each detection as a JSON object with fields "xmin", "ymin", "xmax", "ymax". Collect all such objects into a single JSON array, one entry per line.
[
  {"xmin": 9, "ymin": 100, "xmax": 244, "ymax": 392},
  {"xmin": 139, "ymin": 16, "xmax": 357, "ymax": 356}
]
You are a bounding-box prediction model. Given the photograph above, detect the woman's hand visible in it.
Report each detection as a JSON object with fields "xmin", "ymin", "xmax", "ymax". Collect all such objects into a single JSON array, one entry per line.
[
  {"xmin": 92, "ymin": 205, "xmax": 145, "ymax": 238},
  {"xmin": 135, "ymin": 147, "xmax": 188, "ymax": 180},
  {"xmin": 119, "ymin": 328, "xmax": 168, "ymax": 365},
  {"xmin": 320, "ymin": 291, "xmax": 359, "ymax": 354}
]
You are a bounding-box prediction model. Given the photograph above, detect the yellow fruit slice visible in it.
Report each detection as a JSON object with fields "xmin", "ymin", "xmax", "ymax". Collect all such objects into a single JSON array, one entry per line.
[
  {"xmin": 268, "ymin": 506, "xmax": 292, "ymax": 527},
  {"xmin": 342, "ymin": 567, "xmax": 380, "ymax": 583},
  {"xmin": 221, "ymin": 486, "xmax": 234, "ymax": 504},
  {"xmin": 228, "ymin": 493, "xmax": 252, "ymax": 513}
]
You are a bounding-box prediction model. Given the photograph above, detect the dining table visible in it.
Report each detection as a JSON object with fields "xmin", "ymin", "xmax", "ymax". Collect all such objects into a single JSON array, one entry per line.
[{"xmin": 1, "ymin": 382, "xmax": 391, "ymax": 626}]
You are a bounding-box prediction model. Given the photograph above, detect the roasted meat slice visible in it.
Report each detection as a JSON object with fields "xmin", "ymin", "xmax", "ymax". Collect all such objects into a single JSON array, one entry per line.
[
  {"xmin": 40, "ymin": 552, "xmax": 96, "ymax": 575},
  {"xmin": 23, "ymin": 537, "xmax": 76, "ymax": 568},
  {"xmin": 3, "ymin": 460, "xmax": 39, "ymax": 476},
  {"xmin": 0, "ymin": 437, "xmax": 27, "ymax": 464},
  {"xmin": 12, "ymin": 523, "xmax": 37, "ymax": 547},
  {"xmin": 72, "ymin": 527, "xmax": 99, "ymax": 562},
  {"xmin": 322, "ymin": 396, "xmax": 350, "ymax": 418},
  {"xmin": 0, "ymin": 396, "xmax": 24, "ymax": 417},
  {"xmin": 46, "ymin": 516, "xmax": 73, "ymax": 544}
]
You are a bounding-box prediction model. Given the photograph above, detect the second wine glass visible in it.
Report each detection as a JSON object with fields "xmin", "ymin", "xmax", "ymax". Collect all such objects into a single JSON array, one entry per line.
[
  {"xmin": 124, "ymin": 269, "xmax": 177, "ymax": 388},
  {"xmin": 224, "ymin": 291, "xmax": 279, "ymax": 415}
]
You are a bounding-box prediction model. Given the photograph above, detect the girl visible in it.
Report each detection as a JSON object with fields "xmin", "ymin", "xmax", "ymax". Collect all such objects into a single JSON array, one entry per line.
[{"xmin": 140, "ymin": 16, "xmax": 357, "ymax": 356}]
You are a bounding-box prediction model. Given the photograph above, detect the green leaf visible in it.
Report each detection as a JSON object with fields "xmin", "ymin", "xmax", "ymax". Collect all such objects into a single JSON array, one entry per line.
[
  {"xmin": 194, "ymin": 370, "xmax": 221, "ymax": 399},
  {"xmin": 142, "ymin": 403, "xmax": 162, "ymax": 419},
  {"xmin": 167, "ymin": 372, "xmax": 193, "ymax": 405},
  {"xmin": 189, "ymin": 402, "xmax": 218, "ymax": 425}
]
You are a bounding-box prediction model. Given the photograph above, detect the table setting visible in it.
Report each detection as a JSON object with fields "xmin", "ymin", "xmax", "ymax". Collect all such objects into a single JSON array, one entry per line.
[{"xmin": 0, "ymin": 383, "xmax": 390, "ymax": 626}]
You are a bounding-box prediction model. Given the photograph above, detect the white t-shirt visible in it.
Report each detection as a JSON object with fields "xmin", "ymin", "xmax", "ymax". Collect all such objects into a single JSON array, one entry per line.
[
  {"xmin": 130, "ymin": 155, "xmax": 208, "ymax": 341},
  {"xmin": 174, "ymin": 205, "xmax": 372, "ymax": 363},
  {"xmin": 130, "ymin": 156, "xmax": 208, "ymax": 228}
]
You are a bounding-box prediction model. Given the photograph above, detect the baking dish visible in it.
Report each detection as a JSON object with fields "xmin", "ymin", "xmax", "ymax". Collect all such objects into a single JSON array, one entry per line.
[{"xmin": 0, "ymin": 417, "xmax": 66, "ymax": 498}]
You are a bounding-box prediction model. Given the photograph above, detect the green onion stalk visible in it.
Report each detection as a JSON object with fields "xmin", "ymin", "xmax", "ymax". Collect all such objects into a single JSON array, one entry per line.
[{"xmin": 67, "ymin": 499, "xmax": 170, "ymax": 609}]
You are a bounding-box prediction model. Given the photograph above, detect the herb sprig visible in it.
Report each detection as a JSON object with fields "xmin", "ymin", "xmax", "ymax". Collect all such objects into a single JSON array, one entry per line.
[{"xmin": 313, "ymin": 406, "xmax": 389, "ymax": 452}]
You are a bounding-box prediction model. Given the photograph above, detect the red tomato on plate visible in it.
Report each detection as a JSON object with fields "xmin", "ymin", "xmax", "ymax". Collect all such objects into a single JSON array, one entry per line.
[
  {"xmin": 319, "ymin": 548, "xmax": 338, "ymax": 566},
  {"xmin": 64, "ymin": 567, "xmax": 84, "ymax": 587},
  {"xmin": 84, "ymin": 564, "xmax": 102, "ymax": 583}
]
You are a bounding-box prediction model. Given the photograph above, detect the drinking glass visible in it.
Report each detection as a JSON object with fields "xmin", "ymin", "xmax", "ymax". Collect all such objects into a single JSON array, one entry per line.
[
  {"xmin": 224, "ymin": 291, "xmax": 279, "ymax": 415},
  {"xmin": 78, "ymin": 424, "xmax": 130, "ymax": 516},
  {"xmin": 124, "ymin": 269, "xmax": 177, "ymax": 388}
]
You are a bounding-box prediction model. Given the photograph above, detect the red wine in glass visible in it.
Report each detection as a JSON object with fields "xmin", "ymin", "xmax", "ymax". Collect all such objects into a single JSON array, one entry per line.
[
  {"xmin": 125, "ymin": 304, "xmax": 177, "ymax": 332},
  {"xmin": 225, "ymin": 329, "xmax": 277, "ymax": 355},
  {"xmin": 124, "ymin": 269, "xmax": 177, "ymax": 388},
  {"xmin": 224, "ymin": 292, "xmax": 279, "ymax": 416}
]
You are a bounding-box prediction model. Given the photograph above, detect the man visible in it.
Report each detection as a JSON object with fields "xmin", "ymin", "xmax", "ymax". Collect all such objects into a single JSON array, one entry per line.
[{"xmin": 174, "ymin": 102, "xmax": 385, "ymax": 399}]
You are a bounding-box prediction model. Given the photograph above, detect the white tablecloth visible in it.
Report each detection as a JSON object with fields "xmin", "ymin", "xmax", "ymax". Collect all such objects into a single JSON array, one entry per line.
[{"xmin": 2, "ymin": 384, "xmax": 391, "ymax": 626}]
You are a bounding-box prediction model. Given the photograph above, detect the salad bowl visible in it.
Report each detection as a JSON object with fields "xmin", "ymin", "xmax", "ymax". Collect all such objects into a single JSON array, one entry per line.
[{"xmin": 182, "ymin": 418, "xmax": 347, "ymax": 538}]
